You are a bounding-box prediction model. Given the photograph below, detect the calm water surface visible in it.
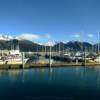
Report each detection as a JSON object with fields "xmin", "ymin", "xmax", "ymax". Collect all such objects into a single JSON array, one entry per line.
[{"xmin": 0, "ymin": 66, "xmax": 100, "ymax": 100}]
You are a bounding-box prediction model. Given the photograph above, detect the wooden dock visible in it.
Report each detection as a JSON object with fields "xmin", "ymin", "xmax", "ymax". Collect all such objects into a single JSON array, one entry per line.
[{"xmin": 0, "ymin": 62, "xmax": 100, "ymax": 69}]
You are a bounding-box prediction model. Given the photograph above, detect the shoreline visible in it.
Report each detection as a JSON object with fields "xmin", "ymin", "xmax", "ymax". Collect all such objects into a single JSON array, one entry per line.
[{"xmin": 0, "ymin": 62, "xmax": 99, "ymax": 69}]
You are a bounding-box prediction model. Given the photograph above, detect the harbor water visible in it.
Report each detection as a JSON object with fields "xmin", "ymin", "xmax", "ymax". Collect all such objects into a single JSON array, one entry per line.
[{"xmin": 0, "ymin": 66, "xmax": 100, "ymax": 100}]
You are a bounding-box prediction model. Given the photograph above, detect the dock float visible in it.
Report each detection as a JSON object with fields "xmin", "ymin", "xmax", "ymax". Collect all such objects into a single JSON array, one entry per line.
[{"xmin": 0, "ymin": 62, "xmax": 99, "ymax": 69}]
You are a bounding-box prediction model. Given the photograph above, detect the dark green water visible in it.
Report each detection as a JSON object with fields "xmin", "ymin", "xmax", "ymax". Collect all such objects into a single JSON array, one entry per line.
[{"xmin": 0, "ymin": 66, "xmax": 100, "ymax": 100}]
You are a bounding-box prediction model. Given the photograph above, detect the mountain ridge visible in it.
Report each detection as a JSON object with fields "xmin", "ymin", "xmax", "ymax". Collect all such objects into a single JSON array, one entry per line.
[{"xmin": 0, "ymin": 39, "xmax": 97, "ymax": 52}]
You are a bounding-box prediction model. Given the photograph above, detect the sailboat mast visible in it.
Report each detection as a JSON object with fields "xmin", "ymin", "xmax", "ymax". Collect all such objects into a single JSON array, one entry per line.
[
  {"xmin": 18, "ymin": 40, "xmax": 19, "ymax": 50},
  {"xmin": 11, "ymin": 39, "xmax": 13, "ymax": 50},
  {"xmin": 98, "ymin": 32, "xmax": 100, "ymax": 54}
]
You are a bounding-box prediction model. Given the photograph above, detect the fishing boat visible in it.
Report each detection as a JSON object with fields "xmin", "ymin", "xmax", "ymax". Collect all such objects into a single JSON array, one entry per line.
[
  {"xmin": 4, "ymin": 50, "xmax": 28, "ymax": 64},
  {"xmin": 2, "ymin": 39, "xmax": 29, "ymax": 65}
]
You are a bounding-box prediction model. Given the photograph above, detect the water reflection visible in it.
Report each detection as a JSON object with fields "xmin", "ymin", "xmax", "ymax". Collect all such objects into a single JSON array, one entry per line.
[
  {"xmin": 0, "ymin": 67, "xmax": 100, "ymax": 86},
  {"xmin": 0, "ymin": 67, "xmax": 100, "ymax": 99}
]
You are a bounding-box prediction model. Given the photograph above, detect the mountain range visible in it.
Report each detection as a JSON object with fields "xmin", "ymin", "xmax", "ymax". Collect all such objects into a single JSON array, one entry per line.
[{"xmin": 0, "ymin": 39, "xmax": 98, "ymax": 52}]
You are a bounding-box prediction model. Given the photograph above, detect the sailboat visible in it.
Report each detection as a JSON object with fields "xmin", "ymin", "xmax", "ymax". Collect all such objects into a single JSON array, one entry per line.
[{"xmin": 94, "ymin": 32, "xmax": 100, "ymax": 63}]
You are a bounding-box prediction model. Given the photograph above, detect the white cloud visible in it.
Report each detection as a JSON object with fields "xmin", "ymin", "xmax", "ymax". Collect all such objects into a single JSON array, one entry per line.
[
  {"xmin": 44, "ymin": 34, "xmax": 51, "ymax": 38},
  {"xmin": 87, "ymin": 34, "xmax": 94, "ymax": 38},
  {"xmin": 18, "ymin": 33, "xmax": 51, "ymax": 40},
  {"xmin": 19, "ymin": 34, "xmax": 40, "ymax": 40},
  {"xmin": 72, "ymin": 34, "xmax": 80, "ymax": 38},
  {"xmin": 8, "ymin": 35, "xmax": 13, "ymax": 39}
]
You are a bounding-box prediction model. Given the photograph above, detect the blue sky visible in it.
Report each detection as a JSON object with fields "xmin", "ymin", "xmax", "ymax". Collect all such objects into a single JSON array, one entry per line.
[{"xmin": 0, "ymin": 0, "xmax": 100, "ymax": 43}]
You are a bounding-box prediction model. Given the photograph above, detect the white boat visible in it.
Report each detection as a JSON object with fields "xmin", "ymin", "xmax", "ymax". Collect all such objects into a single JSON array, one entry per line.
[
  {"xmin": 4, "ymin": 50, "xmax": 29, "ymax": 64},
  {"xmin": 94, "ymin": 56, "xmax": 100, "ymax": 63}
]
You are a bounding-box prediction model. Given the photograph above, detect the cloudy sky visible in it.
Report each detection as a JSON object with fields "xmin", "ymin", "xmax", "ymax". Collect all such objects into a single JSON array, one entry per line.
[{"xmin": 0, "ymin": 0, "xmax": 100, "ymax": 43}]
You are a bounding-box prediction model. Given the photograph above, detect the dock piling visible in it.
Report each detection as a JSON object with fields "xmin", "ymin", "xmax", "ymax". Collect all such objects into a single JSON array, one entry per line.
[
  {"xmin": 22, "ymin": 52, "xmax": 25, "ymax": 69},
  {"xmin": 49, "ymin": 46, "xmax": 52, "ymax": 69}
]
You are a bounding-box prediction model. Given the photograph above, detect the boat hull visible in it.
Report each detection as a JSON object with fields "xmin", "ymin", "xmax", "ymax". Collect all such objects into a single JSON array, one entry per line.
[{"xmin": 5, "ymin": 58, "xmax": 29, "ymax": 64}]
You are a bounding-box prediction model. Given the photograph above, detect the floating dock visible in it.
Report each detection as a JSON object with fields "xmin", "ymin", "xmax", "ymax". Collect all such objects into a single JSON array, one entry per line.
[{"xmin": 0, "ymin": 62, "xmax": 100, "ymax": 69}]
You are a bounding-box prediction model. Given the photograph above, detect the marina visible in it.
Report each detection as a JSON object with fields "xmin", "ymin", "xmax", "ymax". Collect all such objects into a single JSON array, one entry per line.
[
  {"xmin": 1, "ymin": 0, "xmax": 100, "ymax": 100},
  {"xmin": 0, "ymin": 34, "xmax": 100, "ymax": 69},
  {"xmin": 0, "ymin": 38, "xmax": 100, "ymax": 69}
]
